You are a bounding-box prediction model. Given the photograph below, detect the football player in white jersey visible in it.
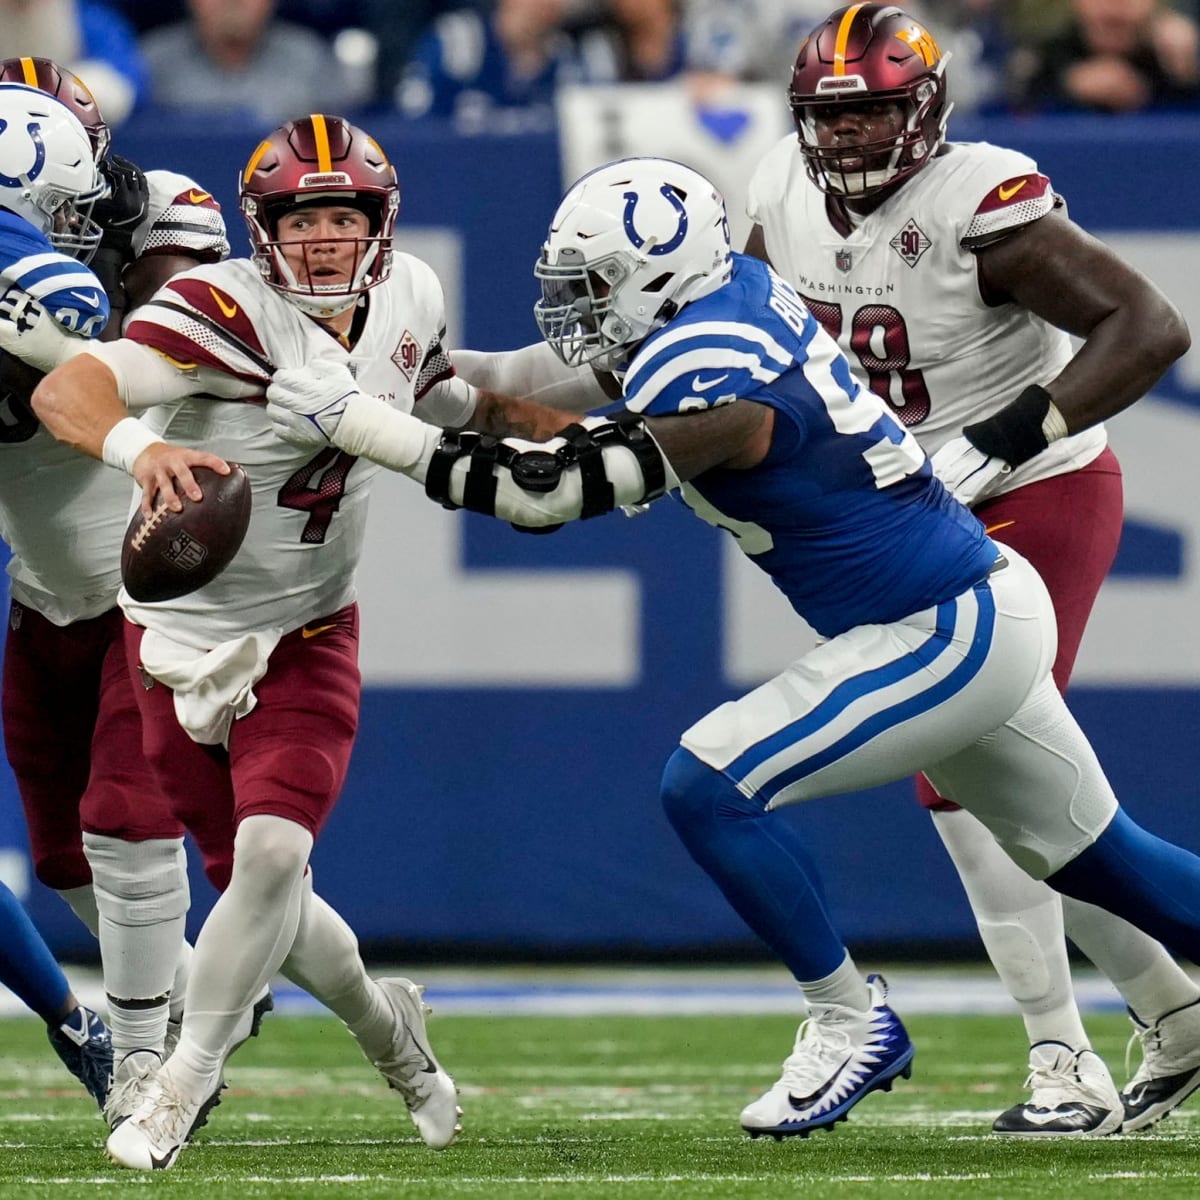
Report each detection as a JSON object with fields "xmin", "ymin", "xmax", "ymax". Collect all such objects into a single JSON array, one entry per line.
[
  {"xmin": 741, "ymin": 4, "xmax": 1196, "ymax": 1135},
  {"xmin": 0, "ymin": 57, "xmax": 263, "ymax": 1128},
  {"xmin": 255, "ymin": 154, "xmax": 1200, "ymax": 1143},
  {"xmin": 10, "ymin": 112, "xmax": 574, "ymax": 1170}
]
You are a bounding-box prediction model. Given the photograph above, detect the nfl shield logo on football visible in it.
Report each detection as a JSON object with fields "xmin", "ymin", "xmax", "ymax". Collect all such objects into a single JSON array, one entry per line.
[{"xmin": 835, "ymin": 249, "xmax": 853, "ymax": 273}]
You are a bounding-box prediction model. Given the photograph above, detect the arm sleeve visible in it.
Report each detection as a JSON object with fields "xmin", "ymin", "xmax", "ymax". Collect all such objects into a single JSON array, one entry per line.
[
  {"xmin": 451, "ymin": 342, "xmax": 612, "ymax": 413},
  {"xmin": 83, "ymin": 339, "xmax": 259, "ymax": 409}
]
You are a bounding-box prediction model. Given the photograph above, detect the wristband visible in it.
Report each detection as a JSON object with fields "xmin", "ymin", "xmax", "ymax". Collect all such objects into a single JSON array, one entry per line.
[
  {"xmin": 102, "ymin": 416, "xmax": 159, "ymax": 474},
  {"xmin": 961, "ymin": 384, "xmax": 1066, "ymax": 467}
]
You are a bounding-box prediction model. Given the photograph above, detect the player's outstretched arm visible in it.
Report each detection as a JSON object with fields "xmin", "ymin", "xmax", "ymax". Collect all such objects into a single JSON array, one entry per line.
[
  {"xmin": 33, "ymin": 351, "xmax": 230, "ymax": 516},
  {"xmin": 267, "ymin": 358, "xmax": 773, "ymax": 528}
]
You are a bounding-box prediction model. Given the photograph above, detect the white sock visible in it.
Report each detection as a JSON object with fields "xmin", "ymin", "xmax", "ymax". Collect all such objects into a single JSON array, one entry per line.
[
  {"xmin": 281, "ymin": 872, "xmax": 393, "ymax": 1062},
  {"xmin": 799, "ymin": 952, "xmax": 870, "ymax": 1013},
  {"xmin": 56, "ymin": 883, "xmax": 100, "ymax": 936},
  {"xmin": 1061, "ymin": 895, "xmax": 1200, "ymax": 1020},
  {"xmin": 933, "ymin": 808, "xmax": 1090, "ymax": 1050},
  {"xmin": 83, "ymin": 834, "xmax": 190, "ymax": 1061},
  {"xmin": 170, "ymin": 815, "xmax": 311, "ymax": 1097},
  {"xmin": 169, "ymin": 941, "xmax": 193, "ymax": 1025}
]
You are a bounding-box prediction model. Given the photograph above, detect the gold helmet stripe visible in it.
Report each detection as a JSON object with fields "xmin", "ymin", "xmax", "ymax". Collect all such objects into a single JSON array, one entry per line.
[
  {"xmin": 243, "ymin": 138, "xmax": 271, "ymax": 184},
  {"xmin": 832, "ymin": 3, "xmax": 867, "ymax": 75},
  {"xmin": 310, "ymin": 113, "xmax": 333, "ymax": 173},
  {"xmin": 19, "ymin": 57, "xmax": 38, "ymax": 87}
]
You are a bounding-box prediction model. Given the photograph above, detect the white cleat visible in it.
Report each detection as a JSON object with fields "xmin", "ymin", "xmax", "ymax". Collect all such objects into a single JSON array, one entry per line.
[
  {"xmin": 1122, "ymin": 998, "xmax": 1200, "ymax": 1132},
  {"xmin": 104, "ymin": 1049, "xmax": 163, "ymax": 1132},
  {"xmin": 105, "ymin": 1068, "xmax": 222, "ymax": 1170},
  {"xmin": 992, "ymin": 1042, "xmax": 1123, "ymax": 1137},
  {"xmin": 371, "ymin": 977, "xmax": 462, "ymax": 1149}
]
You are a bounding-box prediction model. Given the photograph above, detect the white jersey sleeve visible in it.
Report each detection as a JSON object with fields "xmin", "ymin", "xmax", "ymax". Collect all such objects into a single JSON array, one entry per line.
[
  {"xmin": 132, "ymin": 170, "xmax": 230, "ymax": 263},
  {"xmin": 117, "ymin": 255, "xmax": 448, "ymax": 648},
  {"xmin": 746, "ymin": 138, "xmax": 1106, "ymax": 495}
]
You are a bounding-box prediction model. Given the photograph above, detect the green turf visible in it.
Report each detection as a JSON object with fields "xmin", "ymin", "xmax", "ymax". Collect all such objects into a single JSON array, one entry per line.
[{"xmin": 1, "ymin": 1009, "xmax": 1197, "ymax": 1199}]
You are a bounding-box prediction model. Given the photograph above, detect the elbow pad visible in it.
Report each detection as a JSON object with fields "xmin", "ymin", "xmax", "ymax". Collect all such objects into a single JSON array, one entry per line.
[{"xmin": 424, "ymin": 412, "xmax": 673, "ymax": 531}]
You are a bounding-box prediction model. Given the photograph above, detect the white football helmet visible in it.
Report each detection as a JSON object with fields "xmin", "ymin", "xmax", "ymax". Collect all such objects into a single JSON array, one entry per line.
[
  {"xmin": 534, "ymin": 158, "xmax": 733, "ymax": 372},
  {"xmin": 0, "ymin": 82, "xmax": 104, "ymax": 260}
]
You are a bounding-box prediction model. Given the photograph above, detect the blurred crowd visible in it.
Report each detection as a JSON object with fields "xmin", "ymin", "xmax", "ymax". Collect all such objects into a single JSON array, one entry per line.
[{"xmin": 0, "ymin": 0, "xmax": 1197, "ymax": 131}]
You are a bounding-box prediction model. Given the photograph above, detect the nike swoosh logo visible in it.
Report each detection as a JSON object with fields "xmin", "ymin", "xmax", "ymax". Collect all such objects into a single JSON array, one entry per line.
[
  {"xmin": 301, "ymin": 623, "xmax": 336, "ymax": 639},
  {"xmin": 691, "ymin": 374, "xmax": 730, "ymax": 392},
  {"xmin": 148, "ymin": 1147, "xmax": 178, "ymax": 1169},
  {"xmin": 984, "ymin": 520, "xmax": 1015, "ymax": 535},
  {"xmin": 998, "ymin": 179, "xmax": 1027, "ymax": 202},
  {"xmin": 187, "ymin": 190, "xmax": 212, "ymax": 204},
  {"xmin": 69, "ymin": 289, "xmax": 101, "ymax": 306},
  {"xmin": 208, "ymin": 287, "xmax": 238, "ymax": 319},
  {"xmin": 1017, "ymin": 1106, "xmax": 1078, "ymax": 1127},
  {"xmin": 788, "ymin": 1054, "xmax": 852, "ymax": 1110}
]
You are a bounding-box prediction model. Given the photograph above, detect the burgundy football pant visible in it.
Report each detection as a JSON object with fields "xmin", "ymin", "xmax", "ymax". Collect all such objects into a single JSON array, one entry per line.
[
  {"xmin": 3, "ymin": 604, "xmax": 183, "ymax": 890},
  {"xmin": 124, "ymin": 604, "xmax": 361, "ymax": 892},
  {"xmin": 917, "ymin": 447, "xmax": 1124, "ymax": 810}
]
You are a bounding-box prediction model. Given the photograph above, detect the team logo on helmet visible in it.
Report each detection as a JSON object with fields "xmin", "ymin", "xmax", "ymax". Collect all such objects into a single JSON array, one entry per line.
[
  {"xmin": 0, "ymin": 117, "xmax": 46, "ymax": 187},
  {"xmin": 622, "ymin": 184, "xmax": 688, "ymax": 255}
]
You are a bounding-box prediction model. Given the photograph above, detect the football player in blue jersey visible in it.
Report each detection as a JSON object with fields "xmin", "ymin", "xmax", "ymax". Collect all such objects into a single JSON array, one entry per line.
[
  {"xmin": 41, "ymin": 155, "xmax": 1200, "ymax": 1141},
  {"xmin": 0, "ymin": 80, "xmax": 113, "ymax": 1106}
]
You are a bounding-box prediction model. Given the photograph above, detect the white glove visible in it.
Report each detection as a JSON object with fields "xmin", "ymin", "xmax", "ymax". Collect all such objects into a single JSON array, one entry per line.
[
  {"xmin": 0, "ymin": 288, "xmax": 92, "ymax": 372},
  {"xmin": 929, "ymin": 435, "xmax": 1013, "ymax": 507},
  {"xmin": 266, "ymin": 358, "xmax": 361, "ymax": 449}
]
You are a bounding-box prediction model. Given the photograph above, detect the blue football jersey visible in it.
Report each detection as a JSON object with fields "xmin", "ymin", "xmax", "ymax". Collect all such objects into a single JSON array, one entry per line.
[
  {"xmin": 0, "ymin": 209, "xmax": 109, "ymax": 343},
  {"xmin": 623, "ymin": 254, "xmax": 997, "ymax": 638}
]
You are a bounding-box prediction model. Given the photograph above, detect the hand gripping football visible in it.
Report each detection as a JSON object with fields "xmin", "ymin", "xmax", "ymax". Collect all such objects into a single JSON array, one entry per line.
[{"xmin": 121, "ymin": 464, "xmax": 252, "ymax": 602}]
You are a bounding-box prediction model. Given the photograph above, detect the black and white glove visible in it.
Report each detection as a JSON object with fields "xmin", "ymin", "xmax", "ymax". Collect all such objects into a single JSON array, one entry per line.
[
  {"xmin": 928, "ymin": 435, "xmax": 1012, "ymax": 507},
  {"xmin": 0, "ymin": 289, "xmax": 92, "ymax": 373},
  {"xmin": 91, "ymin": 154, "xmax": 151, "ymax": 306}
]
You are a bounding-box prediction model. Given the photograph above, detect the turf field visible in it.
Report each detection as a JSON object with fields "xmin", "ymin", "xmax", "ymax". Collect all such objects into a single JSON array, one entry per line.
[{"xmin": 3, "ymin": 1003, "xmax": 1198, "ymax": 1199}]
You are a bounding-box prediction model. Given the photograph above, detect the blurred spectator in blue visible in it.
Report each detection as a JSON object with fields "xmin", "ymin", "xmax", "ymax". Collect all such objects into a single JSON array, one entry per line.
[
  {"xmin": 398, "ymin": 0, "xmax": 683, "ymax": 132},
  {"xmin": 1011, "ymin": 0, "xmax": 1200, "ymax": 112},
  {"xmin": 139, "ymin": 0, "xmax": 356, "ymax": 123},
  {"xmin": 0, "ymin": 0, "xmax": 147, "ymax": 124}
]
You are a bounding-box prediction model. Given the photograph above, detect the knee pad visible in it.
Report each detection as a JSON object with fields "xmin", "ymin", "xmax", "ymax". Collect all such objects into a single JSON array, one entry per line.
[
  {"xmin": 82, "ymin": 833, "xmax": 190, "ymax": 925},
  {"xmin": 231, "ymin": 814, "xmax": 314, "ymax": 900}
]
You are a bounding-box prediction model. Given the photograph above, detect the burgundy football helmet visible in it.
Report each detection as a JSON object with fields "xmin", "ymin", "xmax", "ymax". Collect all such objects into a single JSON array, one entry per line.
[
  {"xmin": 0, "ymin": 57, "xmax": 110, "ymax": 162},
  {"xmin": 788, "ymin": 4, "xmax": 951, "ymax": 197},
  {"xmin": 240, "ymin": 113, "xmax": 400, "ymax": 318}
]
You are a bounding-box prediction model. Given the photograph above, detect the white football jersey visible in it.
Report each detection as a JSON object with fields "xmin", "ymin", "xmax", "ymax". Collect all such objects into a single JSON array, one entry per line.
[
  {"xmin": 747, "ymin": 138, "xmax": 1106, "ymax": 494},
  {"xmin": 115, "ymin": 253, "xmax": 449, "ymax": 648}
]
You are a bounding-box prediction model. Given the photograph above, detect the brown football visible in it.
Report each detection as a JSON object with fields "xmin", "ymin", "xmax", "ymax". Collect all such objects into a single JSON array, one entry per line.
[{"xmin": 121, "ymin": 464, "xmax": 252, "ymax": 602}]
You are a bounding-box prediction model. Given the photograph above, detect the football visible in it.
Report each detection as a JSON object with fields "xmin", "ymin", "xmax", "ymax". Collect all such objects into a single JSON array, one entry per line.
[{"xmin": 121, "ymin": 464, "xmax": 252, "ymax": 602}]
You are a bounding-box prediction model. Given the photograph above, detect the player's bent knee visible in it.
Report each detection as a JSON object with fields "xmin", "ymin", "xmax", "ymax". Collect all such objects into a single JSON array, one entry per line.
[
  {"xmin": 231, "ymin": 813, "xmax": 314, "ymax": 893},
  {"xmin": 661, "ymin": 747, "xmax": 762, "ymax": 832}
]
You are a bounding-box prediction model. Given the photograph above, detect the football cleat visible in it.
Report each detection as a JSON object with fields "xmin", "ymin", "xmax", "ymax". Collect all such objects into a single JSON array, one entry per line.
[
  {"xmin": 47, "ymin": 1004, "xmax": 112, "ymax": 1109},
  {"xmin": 105, "ymin": 1067, "xmax": 223, "ymax": 1170},
  {"xmin": 105, "ymin": 1049, "xmax": 162, "ymax": 1132},
  {"xmin": 992, "ymin": 1042, "xmax": 1122, "ymax": 1137},
  {"xmin": 1121, "ymin": 997, "xmax": 1200, "ymax": 1132},
  {"xmin": 739, "ymin": 973, "xmax": 914, "ymax": 1139},
  {"xmin": 370, "ymin": 977, "xmax": 462, "ymax": 1149}
]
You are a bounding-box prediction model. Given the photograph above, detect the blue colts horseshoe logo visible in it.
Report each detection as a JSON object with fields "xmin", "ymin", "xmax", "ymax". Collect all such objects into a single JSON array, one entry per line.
[
  {"xmin": 623, "ymin": 185, "xmax": 688, "ymax": 256},
  {"xmin": 0, "ymin": 120, "xmax": 46, "ymax": 188}
]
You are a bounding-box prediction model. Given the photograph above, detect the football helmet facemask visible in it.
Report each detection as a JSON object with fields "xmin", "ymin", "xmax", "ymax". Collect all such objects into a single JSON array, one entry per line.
[
  {"xmin": 0, "ymin": 57, "xmax": 110, "ymax": 162},
  {"xmin": 534, "ymin": 157, "xmax": 732, "ymax": 372},
  {"xmin": 240, "ymin": 113, "xmax": 399, "ymax": 319},
  {"xmin": 788, "ymin": 4, "xmax": 951, "ymax": 198},
  {"xmin": 0, "ymin": 82, "xmax": 105, "ymax": 260}
]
